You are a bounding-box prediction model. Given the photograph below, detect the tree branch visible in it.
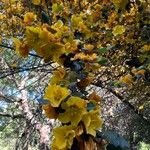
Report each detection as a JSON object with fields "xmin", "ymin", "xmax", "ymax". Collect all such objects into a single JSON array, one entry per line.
[
  {"xmin": 108, "ymin": 88, "xmax": 150, "ymax": 125},
  {"xmin": 0, "ymin": 112, "xmax": 24, "ymax": 119},
  {"xmin": 0, "ymin": 44, "xmax": 42, "ymax": 58},
  {"xmin": 93, "ymin": 82, "xmax": 150, "ymax": 125},
  {"xmin": 0, "ymin": 62, "xmax": 54, "ymax": 79},
  {"xmin": 0, "ymin": 93, "xmax": 15, "ymax": 103}
]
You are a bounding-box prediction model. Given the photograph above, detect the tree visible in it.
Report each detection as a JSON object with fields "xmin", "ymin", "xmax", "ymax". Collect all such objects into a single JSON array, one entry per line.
[{"xmin": 0, "ymin": 0, "xmax": 150, "ymax": 150}]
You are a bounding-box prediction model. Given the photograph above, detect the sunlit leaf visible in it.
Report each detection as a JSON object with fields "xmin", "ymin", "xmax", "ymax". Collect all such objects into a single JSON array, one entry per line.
[
  {"xmin": 98, "ymin": 57, "xmax": 107, "ymax": 65},
  {"xmin": 84, "ymin": 44, "xmax": 94, "ymax": 51},
  {"xmin": 24, "ymin": 12, "xmax": 37, "ymax": 24},
  {"xmin": 32, "ymin": 0, "xmax": 41, "ymax": 5},
  {"xmin": 13, "ymin": 38, "xmax": 29, "ymax": 58},
  {"xmin": 0, "ymin": 36, "xmax": 2, "ymax": 44},
  {"xmin": 140, "ymin": 45, "xmax": 150, "ymax": 52},
  {"xmin": 73, "ymin": 53, "xmax": 97, "ymax": 62},
  {"xmin": 112, "ymin": 25, "xmax": 126, "ymax": 36},
  {"xmin": 138, "ymin": 105, "xmax": 144, "ymax": 110},
  {"xmin": 50, "ymin": 67, "xmax": 66, "ymax": 85},
  {"xmin": 52, "ymin": 3, "xmax": 63, "ymax": 14},
  {"xmin": 111, "ymin": 0, "xmax": 129, "ymax": 11},
  {"xmin": 119, "ymin": 74, "xmax": 133, "ymax": 85}
]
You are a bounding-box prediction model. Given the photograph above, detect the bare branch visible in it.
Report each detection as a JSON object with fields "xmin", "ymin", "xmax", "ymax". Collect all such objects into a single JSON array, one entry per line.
[
  {"xmin": 93, "ymin": 82, "xmax": 150, "ymax": 125},
  {"xmin": 0, "ymin": 112, "xmax": 24, "ymax": 119},
  {"xmin": 0, "ymin": 62, "xmax": 53, "ymax": 79},
  {"xmin": 0, "ymin": 44, "xmax": 42, "ymax": 58}
]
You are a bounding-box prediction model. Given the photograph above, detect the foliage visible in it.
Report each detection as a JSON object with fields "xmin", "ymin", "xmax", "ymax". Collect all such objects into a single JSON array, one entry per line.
[
  {"xmin": 138, "ymin": 142, "xmax": 150, "ymax": 150},
  {"xmin": 0, "ymin": 0, "xmax": 150, "ymax": 149}
]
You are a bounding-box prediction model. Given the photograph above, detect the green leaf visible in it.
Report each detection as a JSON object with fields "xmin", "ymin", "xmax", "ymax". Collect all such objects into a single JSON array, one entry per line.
[
  {"xmin": 52, "ymin": 3, "xmax": 63, "ymax": 14},
  {"xmin": 41, "ymin": 11, "xmax": 50, "ymax": 24},
  {"xmin": 87, "ymin": 102, "xmax": 96, "ymax": 112},
  {"xmin": 98, "ymin": 57, "xmax": 108, "ymax": 65},
  {"xmin": 98, "ymin": 47, "xmax": 108, "ymax": 54}
]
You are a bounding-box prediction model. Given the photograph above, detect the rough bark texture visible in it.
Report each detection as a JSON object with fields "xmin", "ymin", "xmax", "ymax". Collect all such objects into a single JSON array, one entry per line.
[{"xmin": 16, "ymin": 77, "xmax": 50, "ymax": 150}]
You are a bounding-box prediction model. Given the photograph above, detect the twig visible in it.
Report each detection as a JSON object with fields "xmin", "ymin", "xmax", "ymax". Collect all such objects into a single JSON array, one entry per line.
[
  {"xmin": 0, "ymin": 112, "xmax": 24, "ymax": 119},
  {"xmin": 0, "ymin": 44, "xmax": 42, "ymax": 58}
]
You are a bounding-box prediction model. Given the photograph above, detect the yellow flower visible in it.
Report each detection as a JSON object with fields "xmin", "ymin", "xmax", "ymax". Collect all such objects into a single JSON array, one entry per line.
[
  {"xmin": 79, "ymin": 23, "xmax": 91, "ymax": 37},
  {"xmin": 50, "ymin": 67, "xmax": 66, "ymax": 85},
  {"xmin": 39, "ymin": 26, "xmax": 57, "ymax": 42},
  {"xmin": 24, "ymin": 12, "xmax": 37, "ymax": 24},
  {"xmin": 52, "ymin": 20, "xmax": 64, "ymax": 30},
  {"xmin": 140, "ymin": 44, "xmax": 150, "ymax": 52},
  {"xmin": 84, "ymin": 44, "xmax": 94, "ymax": 51},
  {"xmin": 58, "ymin": 97, "xmax": 87, "ymax": 126},
  {"xmin": 82, "ymin": 110, "xmax": 103, "ymax": 136},
  {"xmin": 65, "ymin": 40, "xmax": 78, "ymax": 52},
  {"xmin": 0, "ymin": 13, "xmax": 6, "ymax": 20},
  {"xmin": 32, "ymin": 0, "xmax": 41, "ymax": 5},
  {"xmin": 111, "ymin": 0, "xmax": 129, "ymax": 10},
  {"xmin": 112, "ymin": 25, "xmax": 125, "ymax": 36},
  {"xmin": 42, "ymin": 104, "xmax": 58, "ymax": 119},
  {"xmin": 52, "ymin": 125, "xmax": 75, "ymax": 150},
  {"xmin": 73, "ymin": 52, "xmax": 97, "ymax": 62},
  {"xmin": 65, "ymin": 97, "xmax": 86, "ymax": 109},
  {"xmin": 119, "ymin": 74, "xmax": 133, "ymax": 85},
  {"xmin": 44, "ymin": 85, "xmax": 70, "ymax": 107},
  {"xmin": 85, "ymin": 63, "xmax": 100, "ymax": 72},
  {"xmin": 71, "ymin": 15, "xmax": 83, "ymax": 28},
  {"xmin": 13, "ymin": 38, "xmax": 29, "ymax": 58},
  {"xmin": 25, "ymin": 26, "xmax": 65, "ymax": 62}
]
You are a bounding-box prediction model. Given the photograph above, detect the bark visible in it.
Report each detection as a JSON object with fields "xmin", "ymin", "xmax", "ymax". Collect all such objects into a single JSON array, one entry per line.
[
  {"xmin": 0, "ymin": 112, "xmax": 24, "ymax": 119},
  {"xmin": 15, "ymin": 77, "xmax": 50, "ymax": 150}
]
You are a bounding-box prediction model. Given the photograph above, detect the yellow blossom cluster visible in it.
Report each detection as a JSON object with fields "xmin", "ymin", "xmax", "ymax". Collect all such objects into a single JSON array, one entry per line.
[
  {"xmin": 42, "ymin": 84, "xmax": 103, "ymax": 149},
  {"xmin": 2, "ymin": 0, "xmax": 150, "ymax": 149}
]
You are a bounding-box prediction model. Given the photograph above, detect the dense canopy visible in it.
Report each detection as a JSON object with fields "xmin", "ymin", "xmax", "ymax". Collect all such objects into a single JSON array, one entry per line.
[{"xmin": 0, "ymin": 0, "xmax": 150, "ymax": 150}]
